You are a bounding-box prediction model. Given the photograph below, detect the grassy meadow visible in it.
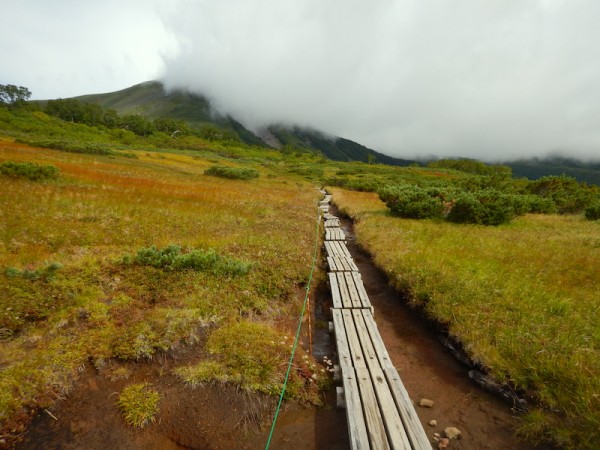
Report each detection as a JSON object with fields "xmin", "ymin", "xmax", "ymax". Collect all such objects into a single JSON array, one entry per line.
[
  {"xmin": 0, "ymin": 130, "xmax": 330, "ymax": 441},
  {"xmin": 330, "ymin": 187, "xmax": 600, "ymax": 449}
]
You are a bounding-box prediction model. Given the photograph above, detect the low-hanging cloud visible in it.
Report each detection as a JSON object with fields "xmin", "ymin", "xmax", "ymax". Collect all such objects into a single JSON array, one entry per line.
[{"xmin": 161, "ymin": 0, "xmax": 600, "ymax": 161}]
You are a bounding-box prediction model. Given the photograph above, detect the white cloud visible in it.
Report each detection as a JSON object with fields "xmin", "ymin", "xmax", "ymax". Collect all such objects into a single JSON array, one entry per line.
[
  {"xmin": 0, "ymin": 0, "xmax": 174, "ymax": 99},
  {"xmin": 161, "ymin": 0, "xmax": 600, "ymax": 161}
]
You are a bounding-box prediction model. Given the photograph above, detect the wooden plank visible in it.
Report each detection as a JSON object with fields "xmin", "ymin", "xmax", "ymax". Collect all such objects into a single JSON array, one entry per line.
[
  {"xmin": 361, "ymin": 310, "xmax": 431, "ymax": 450},
  {"xmin": 384, "ymin": 366, "xmax": 432, "ymax": 450},
  {"xmin": 342, "ymin": 309, "xmax": 367, "ymax": 368},
  {"xmin": 344, "ymin": 271, "xmax": 362, "ymax": 308},
  {"xmin": 325, "ymin": 219, "xmax": 341, "ymax": 228},
  {"xmin": 370, "ymin": 367, "xmax": 412, "ymax": 450},
  {"xmin": 323, "ymin": 213, "xmax": 337, "ymax": 221},
  {"xmin": 352, "ymin": 272, "xmax": 373, "ymax": 310},
  {"xmin": 356, "ymin": 367, "xmax": 391, "ymax": 450},
  {"xmin": 329, "ymin": 272, "xmax": 343, "ymax": 309},
  {"xmin": 336, "ymin": 241, "xmax": 352, "ymax": 259},
  {"xmin": 337, "ymin": 272, "xmax": 353, "ymax": 308},
  {"xmin": 353, "ymin": 311, "xmax": 411, "ymax": 450},
  {"xmin": 332, "ymin": 309, "xmax": 352, "ymax": 372},
  {"xmin": 343, "ymin": 368, "xmax": 371, "ymax": 450},
  {"xmin": 327, "ymin": 256, "xmax": 338, "ymax": 272}
]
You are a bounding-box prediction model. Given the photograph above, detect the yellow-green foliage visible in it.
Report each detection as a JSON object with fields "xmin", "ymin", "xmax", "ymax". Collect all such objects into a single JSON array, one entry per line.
[
  {"xmin": 176, "ymin": 321, "xmax": 327, "ymax": 403},
  {"xmin": 0, "ymin": 138, "xmax": 320, "ymax": 435},
  {"xmin": 116, "ymin": 383, "xmax": 160, "ymax": 428},
  {"xmin": 330, "ymin": 187, "xmax": 600, "ymax": 449}
]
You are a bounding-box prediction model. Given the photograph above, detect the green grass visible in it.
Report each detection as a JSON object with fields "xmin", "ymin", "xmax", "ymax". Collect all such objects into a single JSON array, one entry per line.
[
  {"xmin": 0, "ymin": 128, "xmax": 324, "ymax": 440},
  {"xmin": 116, "ymin": 383, "xmax": 160, "ymax": 428},
  {"xmin": 330, "ymin": 187, "xmax": 600, "ymax": 449}
]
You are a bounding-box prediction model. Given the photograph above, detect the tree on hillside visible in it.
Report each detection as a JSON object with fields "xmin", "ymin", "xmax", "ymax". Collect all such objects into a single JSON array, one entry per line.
[{"xmin": 0, "ymin": 84, "xmax": 31, "ymax": 107}]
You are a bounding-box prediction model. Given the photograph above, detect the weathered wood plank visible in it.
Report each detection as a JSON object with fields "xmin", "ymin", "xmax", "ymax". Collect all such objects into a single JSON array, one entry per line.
[
  {"xmin": 370, "ymin": 367, "xmax": 412, "ymax": 450},
  {"xmin": 325, "ymin": 218, "xmax": 341, "ymax": 228},
  {"xmin": 343, "ymin": 368, "xmax": 371, "ymax": 450},
  {"xmin": 342, "ymin": 309, "xmax": 367, "ymax": 368},
  {"xmin": 329, "ymin": 273, "xmax": 343, "ymax": 309},
  {"xmin": 352, "ymin": 311, "xmax": 411, "ymax": 449},
  {"xmin": 384, "ymin": 366, "xmax": 432, "ymax": 450},
  {"xmin": 332, "ymin": 309, "xmax": 352, "ymax": 372},
  {"xmin": 327, "ymin": 256, "xmax": 338, "ymax": 272},
  {"xmin": 337, "ymin": 272, "xmax": 353, "ymax": 308},
  {"xmin": 361, "ymin": 310, "xmax": 431, "ymax": 450},
  {"xmin": 352, "ymin": 272, "xmax": 373, "ymax": 310},
  {"xmin": 338, "ymin": 241, "xmax": 353, "ymax": 259},
  {"xmin": 345, "ymin": 271, "xmax": 363, "ymax": 308},
  {"xmin": 356, "ymin": 367, "xmax": 391, "ymax": 450}
]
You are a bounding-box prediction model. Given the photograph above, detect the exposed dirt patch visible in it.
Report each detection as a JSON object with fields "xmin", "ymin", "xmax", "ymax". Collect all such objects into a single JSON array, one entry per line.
[{"xmin": 15, "ymin": 294, "xmax": 349, "ymax": 450}]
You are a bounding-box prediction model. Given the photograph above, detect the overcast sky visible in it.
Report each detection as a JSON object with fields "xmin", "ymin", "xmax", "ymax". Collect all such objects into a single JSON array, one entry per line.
[{"xmin": 2, "ymin": 0, "xmax": 600, "ymax": 161}]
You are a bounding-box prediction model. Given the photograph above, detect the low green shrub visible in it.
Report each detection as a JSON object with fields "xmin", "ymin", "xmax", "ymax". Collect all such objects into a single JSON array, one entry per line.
[
  {"xmin": 447, "ymin": 189, "xmax": 516, "ymax": 225},
  {"xmin": 4, "ymin": 262, "xmax": 63, "ymax": 281},
  {"xmin": 0, "ymin": 161, "xmax": 59, "ymax": 181},
  {"xmin": 584, "ymin": 201, "xmax": 600, "ymax": 220},
  {"xmin": 204, "ymin": 165, "xmax": 259, "ymax": 180},
  {"xmin": 378, "ymin": 184, "xmax": 447, "ymax": 219},
  {"xmin": 126, "ymin": 245, "xmax": 251, "ymax": 276},
  {"xmin": 18, "ymin": 139, "xmax": 116, "ymax": 155}
]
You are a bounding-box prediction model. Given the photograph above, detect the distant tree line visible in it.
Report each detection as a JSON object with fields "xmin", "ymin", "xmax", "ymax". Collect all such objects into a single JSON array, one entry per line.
[{"xmin": 43, "ymin": 97, "xmax": 240, "ymax": 142}]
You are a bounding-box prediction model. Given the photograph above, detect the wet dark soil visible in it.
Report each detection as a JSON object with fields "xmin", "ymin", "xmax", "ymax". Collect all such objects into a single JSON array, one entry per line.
[{"xmin": 15, "ymin": 204, "xmax": 543, "ymax": 450}]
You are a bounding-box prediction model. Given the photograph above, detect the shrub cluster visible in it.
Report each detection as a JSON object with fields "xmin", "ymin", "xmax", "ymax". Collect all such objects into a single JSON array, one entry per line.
[
  {"xmin": 4, "ymin": 262, "xmax": 63, "ymax": 281},
  {"xmin": 585, "ymin": 201, "xmax": 600, "ymax": 220},
  {"xmin": 527, "ymin": 175, "xmax": 598, "ymax": 214},
  {"xmin": 18, "ymin": 139, "xmax": 116, "ymax": 156},
  {"xmin": 0, "ymin": 161, "xmax": 59, "ymax": 181},
  {"xmin": 379, "ymin": 185, "xmax": 448, "ymax": 219},
  {"xmin": 204, "ymin": 165, "xmax": 259, "ymax": 180},
  {"xmin": 126, "ymin": 245, "xmax": 251, "ymax": 276},
  {"xmin": 378, "ymin": 184, "xmax": 570, "ymax": 226}
]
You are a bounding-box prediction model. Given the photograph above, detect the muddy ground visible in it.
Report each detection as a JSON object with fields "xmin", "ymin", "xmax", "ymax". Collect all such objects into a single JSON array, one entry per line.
[{"xmin": 15, "ymin": 206, "xmax": 543, "ymax": 450}]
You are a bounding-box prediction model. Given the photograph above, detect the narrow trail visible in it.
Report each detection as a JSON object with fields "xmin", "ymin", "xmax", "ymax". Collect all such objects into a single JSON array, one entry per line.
[{"xmin": 330, "ymin": 203, "xmax": 541, "ymax": 450}]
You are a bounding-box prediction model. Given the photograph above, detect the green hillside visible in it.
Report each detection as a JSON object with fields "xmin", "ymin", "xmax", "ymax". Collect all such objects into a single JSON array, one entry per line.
[{"xmin": 36, "ymin": 81, "xmax": 600, "ymax": 183}]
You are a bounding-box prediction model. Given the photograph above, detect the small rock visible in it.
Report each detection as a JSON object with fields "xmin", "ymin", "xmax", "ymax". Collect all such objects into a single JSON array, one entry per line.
[
  {"xmin": 445, "ymin": 427, "xmax": 462, "ymax": 440},
  {"xmin": 429, "ymin": 419, "xmax": 437, "ymax": 426},
  {"xmin": 433, "ymin": 433, "xmax": 440, "ymax": 438},
  {"xmin": 419, "ymin": 398, "xmax": 434, "ymax": 408},
  {"xmin": 438, "ymin": 437, "xmax": 450, "ymax": 449}
]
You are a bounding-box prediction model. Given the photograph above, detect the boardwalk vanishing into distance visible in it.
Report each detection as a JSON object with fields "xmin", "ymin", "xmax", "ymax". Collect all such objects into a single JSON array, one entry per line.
[{"xmin": 319, "ymin": 192, "xmax": 431, "ymax": 450}]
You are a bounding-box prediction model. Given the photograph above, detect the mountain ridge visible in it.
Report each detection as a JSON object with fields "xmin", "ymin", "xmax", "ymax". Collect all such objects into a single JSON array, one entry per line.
[{"xmin": 71, "ymin": 81, "xmax": 600, "ymax": 184}]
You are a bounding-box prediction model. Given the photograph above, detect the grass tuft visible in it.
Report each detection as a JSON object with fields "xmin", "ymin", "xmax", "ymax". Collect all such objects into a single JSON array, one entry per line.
[{"xmin": 116, "ymin": 383, "xmax": 160, "ymax": 428}]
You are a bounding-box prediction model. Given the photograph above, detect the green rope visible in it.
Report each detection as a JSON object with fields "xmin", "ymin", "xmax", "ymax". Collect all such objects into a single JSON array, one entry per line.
[{"xmin": 264, "ymin": 202, "xmax": 321, "ymax": 450}]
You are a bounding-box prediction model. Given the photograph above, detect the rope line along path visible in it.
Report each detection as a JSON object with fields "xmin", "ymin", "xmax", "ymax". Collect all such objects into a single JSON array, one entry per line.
[
  {"xmin": 321, "ymin": 193, "xmax": 432, "ymax": 450},
  {"xmin": 264, "ymin": 201, "xmax": 321, "ymax": 450}
]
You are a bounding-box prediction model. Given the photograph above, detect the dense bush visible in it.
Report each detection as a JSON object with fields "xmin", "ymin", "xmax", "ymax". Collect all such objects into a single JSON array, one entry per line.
[
  {"xmin": 0, "ymin": 161, "xmax": 59, "ymax": 181},
  {"xmin": 378, "ymin": 184, "xmax": 447, "ymax": 219},
  {"xmin": 127, "ymin": 245, "xmax": 251, "ymax": 276},
  {"xmin": 447, "ymin": 189, "xmax": 517, "ymax": 225},
  {"xmin": 584, "ymin": 201, "xmax": 600, "ymax": 220},
  {"xmin": 204, "ymin": 165, "xmax": 259, "ymax": 180},
  {"xmin": 527, "ymin": 175, "xmax": 598, "ymax": 214},
  {"xmin": 19, "ymin": 139, "xmax": 116, "ymax": 155}
]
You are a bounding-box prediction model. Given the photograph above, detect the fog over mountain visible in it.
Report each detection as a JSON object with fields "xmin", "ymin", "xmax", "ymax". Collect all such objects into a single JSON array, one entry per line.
[
  {"xmin": 3, "ymin": 1, "xmax": 600, "ymax": 162},
  {"xmin": 161, "ymin": 0, "xmax": 600, "ymax": 161}
]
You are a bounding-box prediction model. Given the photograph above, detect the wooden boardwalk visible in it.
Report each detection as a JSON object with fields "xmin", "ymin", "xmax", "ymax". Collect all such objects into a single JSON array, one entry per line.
[{"xmin": 320, "ymin": 192, "xmax": 431, "ymax": 450}]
